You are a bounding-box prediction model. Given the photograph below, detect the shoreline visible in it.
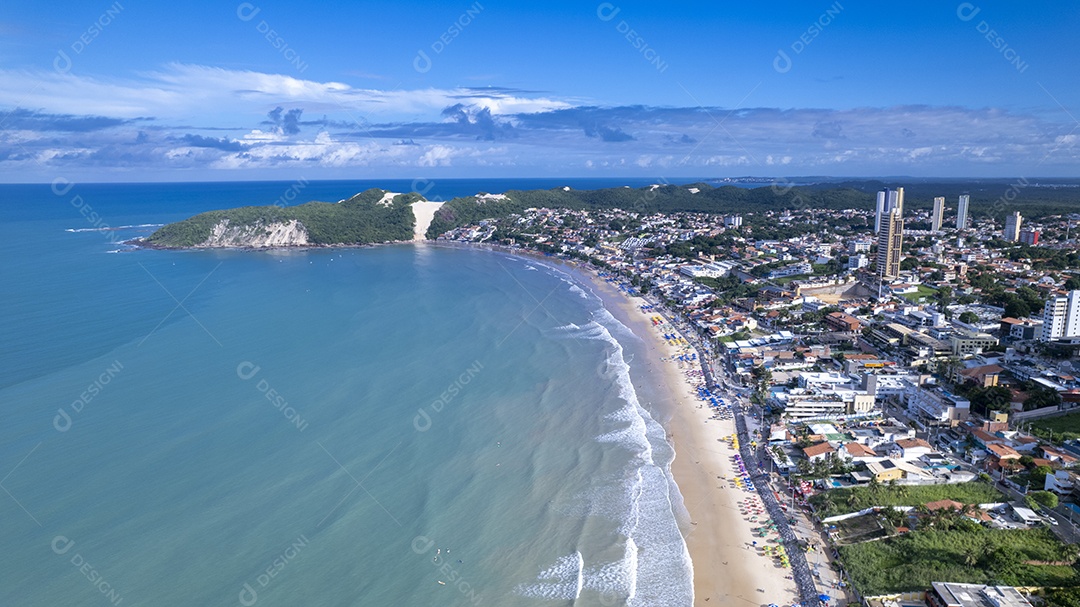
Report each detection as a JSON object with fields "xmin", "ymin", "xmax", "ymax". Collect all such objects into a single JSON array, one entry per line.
[
  {"xmin": 453, "ymin": 240, "xmax": 801, "ymax": 606},
  {"xmin": 575, "ymin": 267, "xmax": 801, "ymax": 607},
  {"xmin": 131, "ymin": 237, "xmax": 803, "ymax": 605},
  {"xmin": 421, "ymin": 241, "xmax": 803, "ymax": 606}
]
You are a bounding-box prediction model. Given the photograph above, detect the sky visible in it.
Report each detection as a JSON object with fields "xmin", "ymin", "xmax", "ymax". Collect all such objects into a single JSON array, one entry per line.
[{"xmin": 0, "ymin": 0, "xmax": 1078, "ymax": 182}]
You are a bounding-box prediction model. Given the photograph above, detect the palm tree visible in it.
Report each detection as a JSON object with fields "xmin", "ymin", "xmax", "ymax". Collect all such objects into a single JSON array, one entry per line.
[
  {"xmin": 960, "ymin": 503, "xmax": 979, "ymax": 520},
  {"xmin": 881, "ymin": 507, "xmax": 903, "ymax": 529},
  {"xmin": 868, "ymin": 475, "xmax": 882, "ymax": 498},
  {"xmin": 796, "ymin": 459, "xmax": 811, "ymax": 476},
  {"xmin": 1062, "ymin": 543, "xmax": 1080, "ymax": 564},
  {"xmin": 887, "ymin": 478, "xmax": 906, "ymax": 499},
  {"xmin": 914, "ymin": 503, "xmax": 930, "ymax": 527},
  {"xmin": 963, "ymin": 546, "xmax": 981, "ymax": 566}
]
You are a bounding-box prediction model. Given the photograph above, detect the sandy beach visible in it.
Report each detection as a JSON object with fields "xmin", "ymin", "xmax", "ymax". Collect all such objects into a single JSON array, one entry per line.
[
  {"xmin": 584, "ymin": 272, "xmax": 800, "ymax": 607},
  {"xmin": 435, "ymin": 242, "xmax": 804, "ymax": 606}
]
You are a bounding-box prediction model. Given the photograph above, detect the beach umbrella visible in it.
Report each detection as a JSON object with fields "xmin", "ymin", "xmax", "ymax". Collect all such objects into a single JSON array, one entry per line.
[{"xmin": 819, "ymin": 595, "xmax": 831, "ymax": 603}]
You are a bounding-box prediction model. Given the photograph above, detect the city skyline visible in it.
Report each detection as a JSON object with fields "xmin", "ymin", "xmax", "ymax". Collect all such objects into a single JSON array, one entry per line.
[{"xmin": 1, "ymin": 1, "xmax": 1078, "ymax": 181}]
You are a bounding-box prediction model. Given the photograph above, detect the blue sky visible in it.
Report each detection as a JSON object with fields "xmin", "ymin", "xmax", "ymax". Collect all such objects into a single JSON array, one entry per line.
[{"xmin": 0, "ymin": 0, "xmax": 1077, "ymax": 181}]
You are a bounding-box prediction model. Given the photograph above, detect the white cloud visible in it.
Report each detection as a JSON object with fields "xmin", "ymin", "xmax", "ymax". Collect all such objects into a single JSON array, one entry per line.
[
  {"xmin": 418, "ymin": 145, "xmax": 455, "ymax": 167},
  {"xmin": 1, "ymin": 64, "xmax": 1078, "ymax": 177},
  {"xmin": 0, "ymin": 63, "xmax": 572, "ymax": 123}
]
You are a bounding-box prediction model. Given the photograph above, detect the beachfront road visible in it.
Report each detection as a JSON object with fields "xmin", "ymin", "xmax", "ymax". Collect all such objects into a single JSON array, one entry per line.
[{"xmin": 733, "ymin": 403, "xmax": 822, "ymax": 606}]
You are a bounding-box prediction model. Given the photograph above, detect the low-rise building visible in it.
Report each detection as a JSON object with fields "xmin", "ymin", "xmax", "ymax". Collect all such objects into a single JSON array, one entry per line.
[
  {"xmin": 825, "ymin": 311, "xmax": 861, "ymax": 332},
  {"xmin": 951, "ymin": 330, "xmax": 999, "ymax": 355},
  {"xmin": 894, "ymin": 438, "xmax": 934, "ymax": 460},
  {"xmin": 1045, "ymin": 469, "xmax": 1080, "ymax": 494},
  {"xmin": 803, "ymin": 441, "xmax": 837, "ymax": 462},
  {"xmin": 986, "ymin": 443, "xmax": 1022, "ymax": 471},
  {"xmin": 905, "ymin": 384, "xmax": 971, "ymax": 426},
  {"xmin": 840, "ymin": 442, "xmax": 879, "ymax": 463},
  {"xmin": 866, "ymin": 458, "xmax": 905, "ymax": 482},
  {"xmin": 928, "ymin": 582, "xmax": 1033, "ymax": 607}
]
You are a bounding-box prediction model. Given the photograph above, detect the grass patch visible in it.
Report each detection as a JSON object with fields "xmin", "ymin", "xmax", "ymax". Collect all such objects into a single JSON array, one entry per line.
[
  {"xmin": 1030, "ymin": 410, "xmax": 1080, "ymax": 443},
  {"xmin": 773, "ymin": 274, "xmax": 811, "ymax": 285},
  {"xmin": 810, "ymin": 481, "xmax": 1004, "ymax": 518},
  {"xmin": 838, "ymin": 527, "xmax": 1080, "ymax": 595},
  {"xmin": 900, "ymin": 285, "xmax": 938, "ymax": 302}
]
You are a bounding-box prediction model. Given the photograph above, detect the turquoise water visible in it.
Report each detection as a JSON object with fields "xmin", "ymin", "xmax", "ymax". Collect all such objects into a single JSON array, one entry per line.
[{"xmin": 0, "ymin": 182, "xmax": 691, "ymax": 606}]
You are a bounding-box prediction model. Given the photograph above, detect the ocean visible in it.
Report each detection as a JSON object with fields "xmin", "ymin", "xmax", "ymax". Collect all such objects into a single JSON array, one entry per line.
[{"xmin": 0, "ymin": 179, "xmax": 692, "ymax": 606}]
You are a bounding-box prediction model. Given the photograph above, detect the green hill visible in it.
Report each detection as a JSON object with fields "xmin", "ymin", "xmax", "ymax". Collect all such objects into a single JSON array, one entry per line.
[{"xmin": 145, "ymin": 189, "xmax": 418, "ymax": 247}]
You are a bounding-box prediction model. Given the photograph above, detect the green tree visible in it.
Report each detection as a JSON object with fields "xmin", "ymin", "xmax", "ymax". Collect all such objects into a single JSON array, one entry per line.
[
  {"xmin": 796, "ymin": 458, "xmax": 811, "ymax": 476},
  {"xmin": 967, "ymin": 385, "xmax": 1013, "ymax": 414},
  {"xmin": 751, "ymin": 364, "xmax": 773, "ymax": 407},
  {"xmin": 935, "ymin": 286, "xmax": 954, "ymax": 318},
  {"xmin": 959, "ymin": 311, "xmax": 980, "ymax": 324},
  {"xmin": 1004, "ymin": 297, "xmax": 1031, "ymax": 319},
  {"xmin": 1030, "ymin": 465, "xmax": 1054, "ymax": 488},
  {"xmin": 1025, "ymin": 387, "xmax": 1063, "ymax": 411},
  {"xmin": 880, "ymin": 507, "xmax": 904, "ymax": 529},
  {"xmin": 938, "ymin": 356, "xmax": 964, "ymax": 383},
  {"xmin": 1030, "ymin": 491, "xmax": 1059, "ymax": 509}
]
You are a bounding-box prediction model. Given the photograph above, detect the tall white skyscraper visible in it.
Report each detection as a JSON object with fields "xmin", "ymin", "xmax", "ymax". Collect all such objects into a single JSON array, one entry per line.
[
  {"xmin": 875, "ymin": 188, "xmax": 902, "ymax": 233},
  {"xmin": 876, "ymin": 187, "xmax": 904, "ymax": 279},
  {"xmin": 1042, "ymin": 290, "xmax": 1080, "ymax": 341},
  {"xmin": 1004, "ymin": 211, "xmax": 1023, "ymax": 241},
  {"xmin": 931, "ymin": 196, "xmax": 945, "ymax": 232},
  {"xmin": 956, "ymin": 194, "xmax": 970, "ymax": 229}
]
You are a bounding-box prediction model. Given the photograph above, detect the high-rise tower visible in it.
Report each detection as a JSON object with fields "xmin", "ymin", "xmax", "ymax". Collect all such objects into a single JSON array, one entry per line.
[
  {"xmin": 931, "ymin": 196, "xmax": 945, "ymax": 232},
  {"xmin": 1004, "ymin": 211, "xmax": 1023, "ymax": 241},
  {"xmin": 876, "ymin": 187, "xmax": 904, "ymax": 279},
  {"xmin": 875, "ymin": 188, "xmax": 902, "ymax": 233},
  {"xmin": 956, "ymin": 194, "xmax": 970, "ymax": 229}
]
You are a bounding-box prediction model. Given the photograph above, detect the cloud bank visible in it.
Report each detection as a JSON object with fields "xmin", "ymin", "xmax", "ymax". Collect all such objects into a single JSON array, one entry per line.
[{"xmin": 0, "ymin": 64, "xmax": 1076, "ymax": 180}]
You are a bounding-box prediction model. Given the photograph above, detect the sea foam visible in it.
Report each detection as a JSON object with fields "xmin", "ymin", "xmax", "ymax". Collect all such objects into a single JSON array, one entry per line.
[{"xmin": 525, "ymin": 304, "xmax": 693, "ymax": 606}]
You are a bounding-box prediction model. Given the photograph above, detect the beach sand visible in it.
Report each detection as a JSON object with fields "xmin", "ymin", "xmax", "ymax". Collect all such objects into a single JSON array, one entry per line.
[
  {"xmin": 411, "ymin": 201, "xmax": 444, "ymax": 241},
  {"xmin": 439, "ymin": 243, "xmax": 804, "ymax": 606},
  {"xmin": 585, "ymin": 274, "xmax": 800, "ymax": 607}
]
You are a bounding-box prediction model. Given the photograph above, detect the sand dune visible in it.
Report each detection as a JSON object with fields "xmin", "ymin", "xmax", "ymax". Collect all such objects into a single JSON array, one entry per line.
[{"xmin": 411, "ymin": 201, "xmax": 444, "ymax": 241}]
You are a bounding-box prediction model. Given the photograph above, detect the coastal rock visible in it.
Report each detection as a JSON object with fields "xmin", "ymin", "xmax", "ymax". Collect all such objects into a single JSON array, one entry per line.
[{"xmin": 200, "ymin": 218, "xmax": 310, "ymax": 248}]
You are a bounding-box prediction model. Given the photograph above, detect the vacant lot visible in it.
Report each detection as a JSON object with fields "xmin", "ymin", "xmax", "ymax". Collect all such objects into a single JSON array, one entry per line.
[
  {"xmin": 839, "ymin": 527, "xmax": 1079, "ymax": 595},
  {"xmin": 810, "ymin": 481, "xmax": 1004, "ymax": 518},
  {"xmin": 1031, "ymin": 411, "xmax": 1080, "ymax": 443}
]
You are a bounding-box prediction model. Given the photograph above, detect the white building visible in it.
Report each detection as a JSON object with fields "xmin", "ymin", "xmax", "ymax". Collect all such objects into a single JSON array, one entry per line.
[
  {"xmin": 904, "ymin": 383, "xmax": 971, "ymax": 425},
  {"xmin": 771, "ymin": 389, "xmax": 876, "ymax": 420},
  {"xmin": 848, "ymin": 239, "xmax": 873, "ymax": 254},
  {"xmin": 931, "ymin": 196, "xmax": 945, "ymax": 232},
  {"xmin": 848, "ymin": 254, "xmax": 869, "ymax": 270},
  {"xmin": 798, "ymin": 372, "xmax": 856, "ymax": 391},
  {"xmin": 1042, "ymin": 290, "xmax": 1080, "ymax": 341},
  {"xmin": 1003, "ymin": 211, "xmax": 1023, "ymax": 241},
  {"xmin": 877, "ymin": 198, "xmax": 904, "ymax": 279},
  {"xmin": 1045, "ymin": 469, "xmax": 1079, "ymax": 494},
  {"xmin": 769, "ymin": 262, "xmax": 811, "ymax": 279},
  {"xmin": 956, "ymin": 194, "xmax": 970, "ymax": 229},
  {"xmin": 875, "ymin": 188, "xmax": 902, "ymax": 233}
]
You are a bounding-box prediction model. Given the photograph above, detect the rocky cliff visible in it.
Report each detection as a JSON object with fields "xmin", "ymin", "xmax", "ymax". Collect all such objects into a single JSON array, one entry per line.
[{"xmin": 198, "ymin": 219, "xmax": 310, "ymax": 248}]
